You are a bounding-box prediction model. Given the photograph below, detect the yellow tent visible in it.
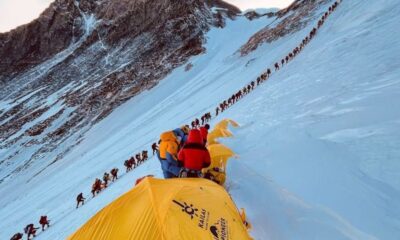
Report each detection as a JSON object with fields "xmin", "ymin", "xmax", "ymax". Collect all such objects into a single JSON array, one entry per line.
[
  {"xmin": 203, "ymin": 144, "xmax": 235, "ymax": 185},
  {"xmin": 207, "ymin": 144, "xmax": 235, "ymax": 169},
  {"xmin": 207, "ymin": 119, "xmax": 239, "ymax": 145},
  {"xmin": 68, "ymin": 178, "xmax": 252, "ymax": 240},
  {"xmin": 203, "ymin": 119, "xmax": 239, "ymax": 185},
  {"xmin": 207, "ymin": 128, "xmax": 233, "ymax": 145},
  {"xmin": 214, "ymin": 119, "xmax": 239, "ymax": 130}
]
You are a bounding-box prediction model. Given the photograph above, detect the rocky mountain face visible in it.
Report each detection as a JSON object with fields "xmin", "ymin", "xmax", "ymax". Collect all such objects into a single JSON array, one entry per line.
[
  {"xmin": 0, "ymin": 0, "xmax": 239, "ymax": 182},
  {"xmin": 241, "ymin": 0, "xmax": 330, "ymax": 55},
  {"xmin": 0, "ymin": 0, "xmax": 327, "ymax": 183}
]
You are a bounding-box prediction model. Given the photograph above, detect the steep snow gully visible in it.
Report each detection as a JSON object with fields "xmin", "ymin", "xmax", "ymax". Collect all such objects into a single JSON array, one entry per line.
[{"xmin": 1, "ymin": 0, "xmax": 400, "ymax": 239}]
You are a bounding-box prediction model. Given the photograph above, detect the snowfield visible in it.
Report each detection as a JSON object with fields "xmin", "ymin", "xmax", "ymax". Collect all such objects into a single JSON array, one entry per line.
[{"xmin": 1, "ymin": 0, "xmax": 400, "ymax": 239}]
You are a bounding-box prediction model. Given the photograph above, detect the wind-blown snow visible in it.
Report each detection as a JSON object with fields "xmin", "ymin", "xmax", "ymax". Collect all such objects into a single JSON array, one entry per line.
[{"xmin": 1, "ymin": 0, "xmax": 399, "ymax": 239}]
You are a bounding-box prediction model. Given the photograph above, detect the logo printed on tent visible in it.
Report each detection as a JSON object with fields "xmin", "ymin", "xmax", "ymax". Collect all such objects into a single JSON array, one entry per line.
[
  {"xmin": 172, "ymin": 200, "xmax": 199, "ymax": 219},
  {"xmin": 210, "ymin": 218, "xmax": 229, "ymax": 240},
  {"xmin": 173, "ymin": 199, "xmax": 212, "ymax": 230},
  {"xmin": 210, "ymin": 225, "xmax": 219, "ymax": 238}
]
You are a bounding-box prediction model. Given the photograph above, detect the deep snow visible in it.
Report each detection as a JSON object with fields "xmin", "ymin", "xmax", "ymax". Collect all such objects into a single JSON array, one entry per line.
[{"xmin": 1, "ymin": 0, "xmax": 400, "ymax": 239}]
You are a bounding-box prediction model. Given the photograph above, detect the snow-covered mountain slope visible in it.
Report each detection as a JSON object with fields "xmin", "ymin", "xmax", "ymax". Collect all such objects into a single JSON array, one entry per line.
[
  {"xmin": 1, "ymin": 0, "xmax": 400, "ymax": 239},
  {"xmin": 0, "ymin": 0, "xmax": 240, "ymax": 180}
]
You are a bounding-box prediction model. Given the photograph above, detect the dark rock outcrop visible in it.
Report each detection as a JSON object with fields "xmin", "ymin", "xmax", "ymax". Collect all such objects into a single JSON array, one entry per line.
[{"xmin": 240, "ymin": 0, "xmax": 329, "ymax": 55}]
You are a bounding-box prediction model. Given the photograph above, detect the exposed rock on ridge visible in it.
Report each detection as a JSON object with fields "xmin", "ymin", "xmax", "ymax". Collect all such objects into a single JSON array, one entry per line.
[{"xmin": 240, "ymin": 0, "xmax": 329, "ymax": 55}]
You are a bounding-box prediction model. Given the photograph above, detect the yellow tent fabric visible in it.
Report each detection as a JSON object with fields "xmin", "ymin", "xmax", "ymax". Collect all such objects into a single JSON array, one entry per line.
[
  {"xmin": 207, "ymin": 119, "xmax": 239, "ymax": 145},
  {"xmin": 214, "ymin": 119, "xmax": 239, "ymax": 130},
  {"xmin": 203, "ymin": 168, "xmax": 227, "ymax": 185},
  {"xmin": 68, "ymin": 178, "xmax": 252, "ymax": 240},
  {"xmin": 240, "ymin": 208, "xmax": 252, "ymax": 230},
  {"xmin": 207, "ymin": 144, "xmax": 235, "ymax": 169},
  {"xmin": 203, "ymin": 120, "xmax": 239, "ymax": 185},
  {"xmin": 207, "ymin": 128, "xmax": 233, "ymax": 145},
  {"xmin": 203, "ymin": 144, "xmax": 235, "ymax": 185}
]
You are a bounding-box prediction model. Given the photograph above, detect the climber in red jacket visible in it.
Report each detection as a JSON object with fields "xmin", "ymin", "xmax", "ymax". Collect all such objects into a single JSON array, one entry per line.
[
  {"xmin": 39, "ymin": 215, "xmax": 50, "ymax": 231},
  {"xmin": 178, "ymin": 129, "xmax": 211, "ymax": 178}
]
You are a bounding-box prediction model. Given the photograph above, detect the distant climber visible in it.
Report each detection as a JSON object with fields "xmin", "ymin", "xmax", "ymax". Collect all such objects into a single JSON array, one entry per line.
[
  {"xmin": 10, "ymin": 233, "xmax": 23, "ymax": 240},
  {"xmin": 135, "ymin": 153, "xmax": 142, "ymax": 166},
  {"xmin": 129, "ymin": 157, "xmax": 136, "ymax": 169},
  {"xmin": 237, "ymin": 90, "xmax": 242, "ymax": 99},
  {"xmin": 124, "ymin": 159, "xmax": 130, "ymax": 172},
  {"xmin": 151, "ymin": 142, "xmax": 158, "ymax": 155},
  {"xmin": 76, "ymin": 193, "xmax": 85, "ymax": 208},
  {"xmin": 261, "ymin": 73, "xmax": 267, "ymax": 81},
  {"xmin": 39, "ymin": 216, "xmax": 50, "ymax": 231},
  {"xmin": 110, "ymin": 168, "xmax": 119, "ymax": 181},
  {"xmin": 178, "ymin": 129, "xmax": 211, "ymax": 178},
  {"xmin": 220, "ymin": 103, "xmax": 225, "ymax": 112},
  {"xmin": 318, "ymin": 19, "xmax": 323, "ymax": 28},
  {"xmin": 294, "ymin": 47, "xmax": 299, "ymax": 55},
  {"xmin": 91, "ymin": 178, "xmax": 102, "ymax": 197},
  {"xmin": 228, "ymin": 98, "xmax": 232, "ymax": 106},
  {"xmin": 205, "ymin": 112, "xmax": 211, "ymax": 122},
  {"xmin": 103, "ymin": 172, "xmax": 110, "ymax": 188},
  {"xmin": 242, "ymin": 86, "xmax": 247, "ymax": 95},
  {"xmin": 215, "ymin": 106, "xmax": 220, "ymax": 116},
  {"xmin": 274, "ymin": 62, "xmax": 279, "ymax": 71},
  {"xmin": 142, "ymin": 150, "xmax": 148, "ymax": 162},
  {"xmin": 124, "ymin": 158, "xmax": 133, "ymax": 172},
  {"xmin": 24, "ymin": 224, "xmax": 38, "ymax": 240}
]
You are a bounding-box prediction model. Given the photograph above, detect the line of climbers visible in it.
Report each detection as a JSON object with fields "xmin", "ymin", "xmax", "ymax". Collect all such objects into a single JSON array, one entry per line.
[
  {"xmin": 274, "ymin": 1, "xmax": 341, "ymax": 72},
  {"xmin": 191, "ymin": 113, "xmax": 212, "ymax": 129},
  {"xmin": 9, "ymin": 2, "xmax": 342, "ymax": 239},
  {"xmin": 10, "ymin": 216, "xmax": 50, "ymax": 240},
  {"xmin": 217, "ymin": 0, "xmax": 342, "ymax": 116},
  {"xmin": 76, "ymin": 150, "xmax": 151, "ymax": 209},
  {"xmin": 124, "ymin": 150, "xmax": 149, "ymax": 173}
]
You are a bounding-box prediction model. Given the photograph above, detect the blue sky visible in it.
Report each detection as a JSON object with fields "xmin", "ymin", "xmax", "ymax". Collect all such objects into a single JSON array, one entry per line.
[{"xmin": 0, "ymin": 0, "xmax": 293, "ymax": 32}]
